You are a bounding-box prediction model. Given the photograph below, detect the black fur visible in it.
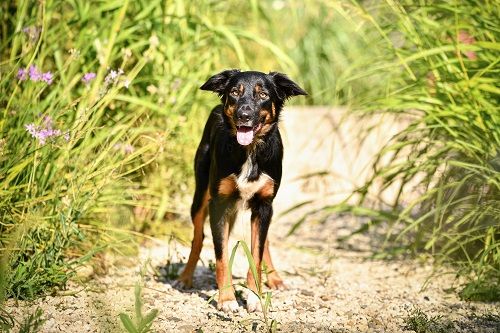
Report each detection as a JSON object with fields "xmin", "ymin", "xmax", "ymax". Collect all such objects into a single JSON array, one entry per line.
[{"xmin": 186, "ymin": 69, "xmax": 306, "ymax": 299}]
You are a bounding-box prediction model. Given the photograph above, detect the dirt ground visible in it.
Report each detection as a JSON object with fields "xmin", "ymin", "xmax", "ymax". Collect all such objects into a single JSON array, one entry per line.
[{"xmin": 5, "ymin": 108, "xmax": 500, "ymax": 332}]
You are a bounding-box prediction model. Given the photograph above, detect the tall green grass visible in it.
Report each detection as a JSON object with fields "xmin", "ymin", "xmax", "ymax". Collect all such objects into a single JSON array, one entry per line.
[
  {"xmin": 0, "ymin": 0, "xmax": 294, "ymax": 300},
  {"xmin": 295, "ymin": 0, "xmax": 499, "ymax": 300},
  {"xmin": 270, "ymin": 1, "xmax": 391, "ymax": 106}
]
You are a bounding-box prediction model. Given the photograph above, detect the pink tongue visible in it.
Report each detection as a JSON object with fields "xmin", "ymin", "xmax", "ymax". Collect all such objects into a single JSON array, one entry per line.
[{"xmin": 236, "ymin": 127, "xmax": 254, "ymax": 145}]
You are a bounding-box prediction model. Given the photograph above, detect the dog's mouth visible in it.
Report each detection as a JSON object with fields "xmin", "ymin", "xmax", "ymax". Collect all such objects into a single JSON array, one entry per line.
[{"xmin": 236, "ymin": 124, "xmax": 262, "ymax": 146}]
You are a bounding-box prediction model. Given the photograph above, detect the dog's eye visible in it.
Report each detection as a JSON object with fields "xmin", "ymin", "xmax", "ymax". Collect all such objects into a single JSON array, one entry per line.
[
  {"xmin": 259, "ymin": 92, "xmax": 268, "ymax": 99},
  {"xmin": 230, "ymin": 89, "xmax": 239, "ymax": 97}
]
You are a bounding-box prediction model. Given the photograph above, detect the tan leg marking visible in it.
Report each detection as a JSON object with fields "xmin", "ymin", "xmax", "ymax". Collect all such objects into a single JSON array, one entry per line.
[
  {"xmin": 258, "ymin": 178, "xmax": 274, "ymax": 199},
  {"xmin": 216, "ymin": 219, "xmax": 238, "ymax": 312},
  {"xmin": 177, "ymin": 190, "xmax": 210, "ymax": 288},
  {"xmin": 218, "ymin": 175, "xmax": 237, "ymax": 197},
  {"xmin": 263, "ymin": 240, "xmax": 286, "ymax": 289}
]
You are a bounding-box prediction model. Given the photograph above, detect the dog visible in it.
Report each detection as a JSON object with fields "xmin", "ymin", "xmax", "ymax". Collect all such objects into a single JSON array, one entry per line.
[{"xmin": 176, "ymin": 69, "xmax": 307, "ymax": 313}]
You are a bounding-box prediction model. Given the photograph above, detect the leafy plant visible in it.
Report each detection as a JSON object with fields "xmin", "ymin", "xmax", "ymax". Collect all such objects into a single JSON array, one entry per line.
[
  {"xmin": 229, "ymin": 241, "xmax": 279, "ymax": 333},
  {"xmin": 403, "ymin": 307, "xmax": 453, "ymax": 333},
  {"xmin": 18, "ymin": 308, "xmax": 45, "ymax": 333},
  {"xmin": 287, "ymin": 0, "xmax": 500, "ymax": 300},
  {"xmin": 0, "ymin": 307, "xmax": 45, "ymax": 333},
  {"xmin": 0, "ymin": 0, "xmax": 294, "ymax": 301},
  {"xmin": 119, "ymin": 283, "xmax": 158, "ymax": 333}
]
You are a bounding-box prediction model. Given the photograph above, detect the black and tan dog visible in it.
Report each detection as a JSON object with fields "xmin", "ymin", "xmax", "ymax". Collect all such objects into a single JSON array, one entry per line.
[{"xmin": 177, "ymin": 69, "xmax": 306, "ymax": 312}]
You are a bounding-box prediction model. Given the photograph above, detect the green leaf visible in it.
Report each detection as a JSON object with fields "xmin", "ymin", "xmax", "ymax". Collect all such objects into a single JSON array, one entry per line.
[{"xmin": 119, "ymin": 313, "xmax": 139, "ymax": 333}]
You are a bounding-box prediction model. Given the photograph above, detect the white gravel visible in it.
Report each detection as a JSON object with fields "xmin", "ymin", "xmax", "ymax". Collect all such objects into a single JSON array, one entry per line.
[{"xmin": 5, "ymin": 215, "xmax": 500, "ymax": 333}]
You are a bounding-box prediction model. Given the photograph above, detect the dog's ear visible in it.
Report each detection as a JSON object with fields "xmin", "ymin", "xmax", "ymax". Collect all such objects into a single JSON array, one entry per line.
[
  {"xmin": 200, "ymin": 69, "xmax": 241, "ymax": 94},
  {"xmin": 269, "ymin": 72, "xmax": 307, "ymax": 100}
]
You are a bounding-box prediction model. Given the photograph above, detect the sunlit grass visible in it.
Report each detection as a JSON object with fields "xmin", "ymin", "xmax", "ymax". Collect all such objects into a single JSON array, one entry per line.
[
  {"xmin": 0, "ymin": 0, "xmax": 294, "ymax": 301},
  {"xmin": 288, "ymin": 0, "xmax": 500, "ymax": 300}
]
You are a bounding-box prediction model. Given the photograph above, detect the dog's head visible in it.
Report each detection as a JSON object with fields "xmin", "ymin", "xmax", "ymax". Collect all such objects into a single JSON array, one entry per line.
[{"xmin": 201, "ymin": 70, "xmax": 307, "ymax": 146}]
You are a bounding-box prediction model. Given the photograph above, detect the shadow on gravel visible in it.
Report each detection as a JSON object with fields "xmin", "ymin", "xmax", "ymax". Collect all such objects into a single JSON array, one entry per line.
[
  {"xmin": 154, "ymin": 262, "xmax": 213, "ymax": 291},
  {"xmin": 153, "ymin": 262, "xmax": 247, "ymax": 309}
]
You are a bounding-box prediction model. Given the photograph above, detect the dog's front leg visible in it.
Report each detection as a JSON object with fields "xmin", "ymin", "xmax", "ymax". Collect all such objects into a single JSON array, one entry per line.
[
  {"xmin": 246, "ymin": 200, "xmax": 273, "ymax": 312},
  {"xmin": 209, "ymin": 197, "xmax": 238, "ymax": 313}
]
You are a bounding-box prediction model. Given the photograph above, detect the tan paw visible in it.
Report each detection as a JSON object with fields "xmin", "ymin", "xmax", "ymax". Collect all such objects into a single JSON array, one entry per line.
[
  {"xmin": 266, "ymin": 276, "xmax": 287, "ymax": 290},
  {"xmin": 174, "ymin": 274, "xmax": 193, "ymax": 289}
]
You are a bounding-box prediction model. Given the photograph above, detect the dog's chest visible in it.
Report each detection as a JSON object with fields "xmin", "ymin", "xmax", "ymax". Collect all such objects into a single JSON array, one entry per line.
[{"xmin": 236, "ymin": 155, "xmax": 271, "ymax": 202}]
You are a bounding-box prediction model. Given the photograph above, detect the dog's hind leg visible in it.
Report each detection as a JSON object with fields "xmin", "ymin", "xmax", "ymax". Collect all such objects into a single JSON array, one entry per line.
[
  {"xmin": 262, "ymin": 240, "xmax": 286, "ymax": 290},
  {"xmin": 177, "ymin": 189, "xmax": 209, "ymax": 288},
  {"xmin": 177, "ymin": 142, "xmax": 211, "ymax": 288}
]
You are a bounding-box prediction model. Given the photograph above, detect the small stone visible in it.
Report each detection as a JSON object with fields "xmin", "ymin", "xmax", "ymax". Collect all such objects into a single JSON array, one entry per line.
[
  {"xmin": 177, "ymin": 324, "xmax": 197, "ymax": 332},
  {"xmin": 301, "ymin": 289, "xmax": 314, "ymax": 297}
]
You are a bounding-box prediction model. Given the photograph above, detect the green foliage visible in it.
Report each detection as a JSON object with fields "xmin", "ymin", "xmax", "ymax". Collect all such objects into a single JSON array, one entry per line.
[
  {"xmin": 0, "ymin": 0, "xmax": 293, "ymax": 301},
  {"xmin": 302, "ymin": 0, "xmax": 500, "ymax": 300},
  {"xmin": 0, "ymin": 307, "xmax": 45, "ymax": 333},
  {"xmin": 459, "ymin": 279, "xmax": 500, "ymax": 302},
  {"xmin": 403, "ymin": 307, "xmax": 453, "ymax": 333},
  {"xmin": 18, "ymin": 308, "xmax": 45, "ymax": 333},
  {"xmin": 119, "ymin": 283, "xmax": 158, "ymax": 333},
  {"xmin": 230, "ymin": 241, "xmax": 278, "ymax": 333},
  {"xmin": 269, "ymin": 1, "xmax": 391, "ymax": 105}
]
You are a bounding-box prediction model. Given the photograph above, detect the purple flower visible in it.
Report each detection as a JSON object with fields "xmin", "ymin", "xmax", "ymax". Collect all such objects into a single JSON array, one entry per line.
[
  {"xmin": 25, "ymin": 123, "xmax": 37, "ymax": 136},
  {"xmin": 123, "ymin": 143, "xmax": 134, "ymax": 154},
  {"xmin": 113, "ymin": 142, "xmax": 134, "ymax": 154},
  {"xmin": 29, "ymin": 65, "xmax": 42, "ymax": 81},
  {"xmin": 82, "ymin": 72, "xmax": 96, "ymax": 85},
  {"xmin": 25, "ymin": 116, "xmax": 65, "ymax": 145},
  {"xmin": 104, "ymin": 68, "xmax": 125, "ymax": 86},
  {"xmin": 41, "ymin": 72, "xmax": 53, "ymax": 85},
  {"xmin": 104, "ymin": 70, "xmax": 119, "ymax": 85},
  {"xmin": 17, "ymin": 65, "xmax": 55, "ymax": 85},
  {"xmin": 17, "ymin": 68, "xmax": 28, "ymax": 81},
  {"xmin": 43, "ymin": 115, "xmax": 53, "ymax": 127},
  {"xmin": 22, "ymin": 26, "xmax": 41, "ymax": 42}
]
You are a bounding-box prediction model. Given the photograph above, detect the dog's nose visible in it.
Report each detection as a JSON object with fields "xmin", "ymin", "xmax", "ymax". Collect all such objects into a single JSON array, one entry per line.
[
  {"xmin": 238, "ymin": 112, "xmax": 251, "ymax": 122},
  {"xmin": 237, "ymin": 104, "xmax": 252, "ymax": 122}
]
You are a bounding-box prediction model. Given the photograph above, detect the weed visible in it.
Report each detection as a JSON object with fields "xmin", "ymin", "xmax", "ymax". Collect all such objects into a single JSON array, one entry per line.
[
  {"xmin": 0, "ymin": 307, "xmax": 45, "ymax": 333},
  {"xmin": 18, "ymin": 308, "xmax": 45, "ymax": 333},
  {"xmin": 403, "ymin": 307, "xmax": 453, "ymax": 333},
  {"xmin": 119, "ymin": 283, "xmax": 158, "ymax": 333},
  {"xmin": 0, "ymin": 307, "xmax": 14, "ymax": 332},
  {"xmin": 204, "ymin": 240, "xmax": 279, "ymax": 332}
]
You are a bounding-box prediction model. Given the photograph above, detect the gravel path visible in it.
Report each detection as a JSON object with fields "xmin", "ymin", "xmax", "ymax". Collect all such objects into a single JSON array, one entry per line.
[{"xmin": 5, "ymin": 214, "xmax": 500, "ymax": 333}]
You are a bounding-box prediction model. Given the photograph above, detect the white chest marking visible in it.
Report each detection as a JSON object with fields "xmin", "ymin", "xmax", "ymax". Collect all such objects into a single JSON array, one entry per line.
[{"xmin": 236, "ymin": 155, "xmax": 271, "ymax": 202}]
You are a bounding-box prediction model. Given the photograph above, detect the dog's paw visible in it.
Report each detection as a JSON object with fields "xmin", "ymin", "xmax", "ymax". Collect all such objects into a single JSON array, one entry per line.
[
  {"xmin": 173, "ymin": 275, "xmax": 193, "ymax": 289},
  {"xmin": 218, "ymin": 300, "xmax": 239, "ymax": 313},
  {"xmin": 246, "ymin": 292, "xmax": 262, "ymax": 313},
  {"xmin": 266, "ymin": 277, "xmax": 287, "ymax": 291}
]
